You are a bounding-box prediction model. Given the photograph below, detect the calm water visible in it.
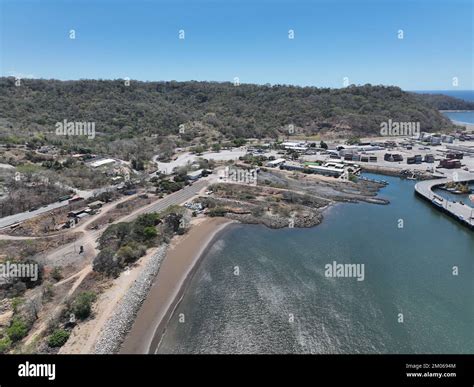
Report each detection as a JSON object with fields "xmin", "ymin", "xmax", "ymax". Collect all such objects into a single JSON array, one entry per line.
[
  {"xmin": 442, "ymin": 111, "xmax": 474, "ymax": 125},
  {"xmin": 413, "ymin": 90, "xmax": 474, "ymax": 124},
  {"xmin": 157, "ymin": 174, "xmax": 474, "ymax": 354},
  {"xmin": 434, "ymin": 183, "xmax": 474, "ymax": 208}
]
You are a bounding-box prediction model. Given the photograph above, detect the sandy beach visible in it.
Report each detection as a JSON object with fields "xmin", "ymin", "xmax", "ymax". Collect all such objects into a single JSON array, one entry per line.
[{"xmin": 119, "ymin": 216, "xmax": 233, "ymax": 354}]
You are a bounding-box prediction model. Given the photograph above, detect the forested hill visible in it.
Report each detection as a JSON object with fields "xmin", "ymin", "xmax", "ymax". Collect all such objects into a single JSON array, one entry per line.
[
  {"xmin": 0, "ymin": 78, "xmax": 469, "ymax": 143},
  {"xmin": 410, "ymin": 92, "xmax": 474, "ymax": 111}
]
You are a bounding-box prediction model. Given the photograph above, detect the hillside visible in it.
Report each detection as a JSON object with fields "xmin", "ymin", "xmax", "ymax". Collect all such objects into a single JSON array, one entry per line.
[
  {"xmin": 410, "ymin": 92, "xmax": 474, "ymax": 111},
  {"xmin": 0, "ymin": 78, "xmax": 467, "ymax": 159}
]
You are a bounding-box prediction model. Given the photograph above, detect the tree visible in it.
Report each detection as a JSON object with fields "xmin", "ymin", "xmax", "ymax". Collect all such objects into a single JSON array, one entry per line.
[
  {"xmin": 6, "ymin": 317, "xmax": 28, "ymax": 342},
  {"xmin": 320, "ymin": 141, "xmax": 328, "ymax": 149},
  {"xmin": 70, "ymin": 292, "xmax": 96, "ymax": 320},
  {"xmin": 51, "ymin": 267, "xmax": 62, "ymax": 282},
  {"xmin": 93, "ymin": 247, "xmax": 118, "ymax": 276},
  {"xmin": 132, "ymin": 158, "xmax": 145, "ymax": 171},
  {"xmin": 347, "ymin": 136, "xmax": 360, "ymax": 145},
  {"xmin": 48, "ymin": 329, "xmax": 70, "ymax": 348},
  {"xmin": 0, "ymin": 336, "xmax": 12, "ymax": 353},
  {"xmin": 143, "ymin": 226, "xmax": 157, "ymax": 239}
]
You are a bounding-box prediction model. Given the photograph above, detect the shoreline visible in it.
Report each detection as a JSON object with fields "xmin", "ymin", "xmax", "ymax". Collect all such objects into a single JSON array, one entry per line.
[{"xmin": 119, "ymin": 216, "xmax": 234, "ymax": 354}]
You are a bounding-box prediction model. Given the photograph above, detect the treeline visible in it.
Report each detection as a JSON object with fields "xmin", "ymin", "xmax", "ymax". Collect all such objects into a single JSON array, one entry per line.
[
  {"xmin": 0, "ymin": 78, "xmax": 468, "ymax": 158},
  {"xmin": 93, "ymin": 210, "xmax": 185, "ymax": 277},
  {"xmin": 410, "ymin": 92, "xmax": 474, "ymax": 110}
]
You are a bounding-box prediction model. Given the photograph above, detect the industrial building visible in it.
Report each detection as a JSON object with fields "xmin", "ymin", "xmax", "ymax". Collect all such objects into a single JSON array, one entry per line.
[{"xmin": 280, "ymin": 161, "xmax": 344, "ymax": 177}]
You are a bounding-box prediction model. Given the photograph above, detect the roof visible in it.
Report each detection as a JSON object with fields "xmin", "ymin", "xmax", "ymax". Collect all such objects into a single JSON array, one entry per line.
[
  {"xmin": 267, "ymin": 158, "xmax": 286, "ymax": 165},
  {"xmin": 90, "ymin": 158, "xmax": 116, "ymax": 168},
  {"xmin": 307, "ymin": 165, "xmax": 344, "ymax": 174},
  {"xmin": 187, "ymin": 169, "xmax": 203, "ymax": 178}
]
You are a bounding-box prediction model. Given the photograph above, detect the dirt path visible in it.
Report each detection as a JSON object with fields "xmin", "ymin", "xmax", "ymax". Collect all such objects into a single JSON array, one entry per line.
[{"xmin": 59, "ymin": 248, "xmax": 158, "ymax": 354}]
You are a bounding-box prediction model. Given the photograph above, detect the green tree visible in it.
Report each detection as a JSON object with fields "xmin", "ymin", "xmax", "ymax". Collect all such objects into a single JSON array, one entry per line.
[
  {"xmin": 0, "ymin": 336, "xmax": 12, "ymax": 353},
  {"xmin": 143, "ymin": 226, "xmax": 157, "ymax": 239},
  {"xmin": 7, "ymin": 317, "xmax": 28, "ymax": 342},
  {"xmin": 70, "ymin": 292, "xmax": 96, "ymax": 320},
  {"xmin": 48, "ymin": 329, "xmax": 70, "ymax": 348}
]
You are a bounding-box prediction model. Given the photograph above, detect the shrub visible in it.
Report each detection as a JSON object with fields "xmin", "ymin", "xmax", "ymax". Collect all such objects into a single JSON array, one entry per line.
[
  {"xmin": 0, "ymin": 336, "xmax": 12, "ymax": 353},
  {"xmin": 70, "ymin": 292, "xmax": 96, "ymax": 320},
  {"xmin": 143, "ymin": 226, "xmax": 157, "ymax": 239},
  {"xmin": 7, "ymin": 317, "xmax": 29, "ymax": 342},
  {"xmin": 47, "ymin": 329, "xmax": 70, "ymax": 348},
  {"xmin": 51, "ymin": 267, "xmax": 63, "ymax": 282},
  {"xmin": 208, "ymin": 207, "xmax": 227, "ymax": 217}
]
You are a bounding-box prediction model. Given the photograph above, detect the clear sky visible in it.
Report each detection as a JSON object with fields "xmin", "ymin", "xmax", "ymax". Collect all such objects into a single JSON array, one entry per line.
[{"xmin": 0, "ymin": 0, "xmax": 472, "ymax": 90}]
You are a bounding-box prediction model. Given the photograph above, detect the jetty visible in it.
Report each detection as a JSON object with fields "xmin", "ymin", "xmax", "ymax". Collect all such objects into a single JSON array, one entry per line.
[{"xmin": 415, "ymin": 173, "xmax": 474, "ymax": 229}]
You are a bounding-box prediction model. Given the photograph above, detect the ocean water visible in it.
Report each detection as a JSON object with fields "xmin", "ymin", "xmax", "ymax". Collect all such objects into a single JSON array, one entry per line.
[
  {"xmin": 442, "ymin": 111, "xmax": 474, "ymax": 125},
  {"xmin": 412, "ymin": 90, "xmax": 474, "ymax": 124},
  {"xmin": 157, "ymin": 174, "xmax": 474, "ymax": 354},
  {"xmin": 433, "ymin": 183, "xmax": 474, "ymax": 208}
]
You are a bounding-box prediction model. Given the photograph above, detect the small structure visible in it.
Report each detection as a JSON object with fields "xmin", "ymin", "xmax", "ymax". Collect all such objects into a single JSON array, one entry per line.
[
  {"xmin": 266, "ymin": 158, "xmax": 286, "ymax": 168},
  {"xmin": 281, "ymin": 141, "xmax": 308, "ymax": 152},
  {"xmin": 441, "ymin": 135, "xmax": 454, "ymax": 143},
  {"xmin": 186, "ymin": 169, "xmax": 203, "ymax": 181},
  {"xmin": 446, "ymin": 152, "xmax": 463, "ymax": 160},
  {"xmin": 424, "ymin": 154, "xmax": 435, "ymax": 163},
  {"xmin": 90, "ymin": 158, "xmax": 116, "ymax": 168},
  {"xmin": 384, "ymin": 153, "xmax": 403, "ymax": 162},
  {"xmin": 439, "ymin": 159, "xmax": 462, "ymax": 169}
]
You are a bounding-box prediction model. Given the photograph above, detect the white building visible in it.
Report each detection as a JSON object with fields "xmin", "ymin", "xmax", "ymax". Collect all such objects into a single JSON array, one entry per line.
[
  {"xmin": 266, "ymin": 158, "xmax": 286, "ymax": 167},
  {"xmin": 186, "ymin": 169, "xmax": 203, "ymax": 180},
  {"xmin": 90, "ymin": 158, "xmax": 116, "ymax": 168},
  {"xmin": 281, "ymin": 141, "xmax": 308, "ymax": 151}
]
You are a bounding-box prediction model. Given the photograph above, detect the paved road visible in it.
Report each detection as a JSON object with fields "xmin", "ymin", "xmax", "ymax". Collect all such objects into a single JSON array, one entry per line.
[
  {"xmin": 38, "ymin": 178, "xmax": 212, "ymax": 267},
  {"xmin": 0, "ymin": 186, "xmax": 117, "ymax": 229},
  {"xmin": 122, "ymin": 178, "xmax": 210, "ymax": 222}
]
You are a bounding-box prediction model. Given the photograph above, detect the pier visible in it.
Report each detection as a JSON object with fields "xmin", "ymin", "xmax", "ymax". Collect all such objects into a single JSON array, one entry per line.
[{"xmin": 414, "ymin": 174, "xmax": 474, "ymax": 229}]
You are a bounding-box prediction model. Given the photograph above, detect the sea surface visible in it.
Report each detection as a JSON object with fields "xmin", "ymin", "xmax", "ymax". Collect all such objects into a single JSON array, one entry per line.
[
  {"xmin": 433, "ymin": 183, "xmax": 474, "ymax": 208},
  {"xmin": 157, "ymin": 174, "xmax": 474, "ymax": 354},
  {"xmin": 442, "ymin": 111, "xmax": 474, "ymax": 125},
  {"xmin": 412, "ymin": 90, "xmax": 474, "ymax": 124}
]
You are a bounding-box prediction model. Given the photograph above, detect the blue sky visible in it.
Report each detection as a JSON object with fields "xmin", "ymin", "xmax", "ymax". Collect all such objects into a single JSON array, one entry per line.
[{"xmin": 1, "ymin": 0, "xmax": 472, "ymax": 90}]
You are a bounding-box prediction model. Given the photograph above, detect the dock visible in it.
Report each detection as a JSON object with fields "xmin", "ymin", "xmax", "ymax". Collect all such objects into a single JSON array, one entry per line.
[{"xmin": 414, "ymin": 175, "xmax": 474, "ymax": 229}]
